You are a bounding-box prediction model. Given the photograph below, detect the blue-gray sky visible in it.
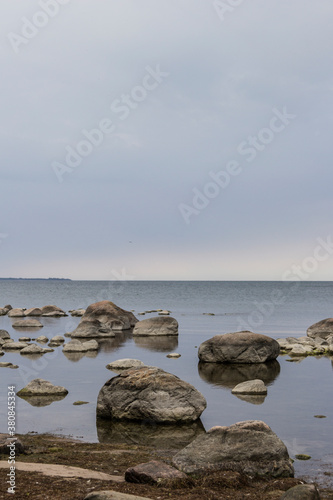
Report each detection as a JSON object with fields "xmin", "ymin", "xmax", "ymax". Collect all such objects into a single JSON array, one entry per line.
[{"xmin": 1, "ymin": 0, "xmax": 332, "ymax": 280}]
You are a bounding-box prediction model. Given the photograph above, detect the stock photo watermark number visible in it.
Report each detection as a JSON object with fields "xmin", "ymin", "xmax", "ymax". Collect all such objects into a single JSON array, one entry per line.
[{"xmin": 7, "ymin": 386, "xmax": 17, "ymax": 494}]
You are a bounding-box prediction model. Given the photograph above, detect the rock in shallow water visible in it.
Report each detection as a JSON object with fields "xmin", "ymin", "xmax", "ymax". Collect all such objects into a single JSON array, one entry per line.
[
  {"xmin": 198, "ymin": 331, "xmax": 280, "ymax": 364},
  {"xmin": 17, "ymin": 378, "xmax": 68, "ymax": 396},
  {"xmin": 172, "ymin": 420, "xmax": 294, "ymax": 478},
  {"xmin": 106, "ymin": 359, "xmax": 146, "ymax": 372},
  {"xmin": 231, "ymin": 379, "xmax": 267, "ymax": 395},
  {"xmin": 133, "ymin": 316, "xmax": 178, "ymax": 336},
  {"xmin": 97, "ymin": 366, "xmax": 206, "ymax": 423},
  {"xmin": 69, "ymin": 301, "xmax": 137, "ymax": 337}
]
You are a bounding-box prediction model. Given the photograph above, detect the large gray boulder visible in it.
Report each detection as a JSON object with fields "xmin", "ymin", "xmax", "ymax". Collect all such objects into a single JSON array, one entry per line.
[
  {"xmin": 70, "ymin": 301, "xmax": 138, "ymax": 338},
  {"xmin": 133, "ymin": 316, "xmax": 178, "ymax": 336},
  {"xmin": 97, "ymin": 366, "xmax": 206, "ymax": 423},
  {"xmin": 198, "ymin": 331, "xmax": 280, "ymax": 364},
  {"xmin": 307, "ymin": 318, "xmax": 333, "ymax": 340},
  {"xmin": 172, "ymin": 420, "xmax": 294, "ymax": 478}
]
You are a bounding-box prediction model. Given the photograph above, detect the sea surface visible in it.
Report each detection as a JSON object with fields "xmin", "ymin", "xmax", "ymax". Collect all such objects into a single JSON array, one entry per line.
[{"xmin": 0, "ymin": 280, "xmax": 332, "ymax": 487}]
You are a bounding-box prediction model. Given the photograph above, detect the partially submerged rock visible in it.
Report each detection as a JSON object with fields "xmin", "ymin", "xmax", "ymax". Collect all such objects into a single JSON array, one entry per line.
[
  {"xmin": 62, "ymin": 339, "xmax": 99, "ymax": 353},
  {"xmin": 133, "ymin": 316, "xmax": 178, "ymax": 336},
  {"xmin": 0, "ymin": 330, "xmax": 10, "ymax": 339},
  {"xmin": 231, "ymin": 379, "xmax": 267, "ymax": 395},
  {"xmin": 106, "ymin": 359, "xmax": 146, "ymax": 372},
  {"xmin": 24, "ymin": 307, "xmax": 42, "ymax": 316},
  {"xmin": 41, "ymin": 305, "xmax": 67, "ymax": 317},
  {"xmin": 17, "ymin": 379, "xmax": 68, "ymax": 396},
  {"xmin": 69, "ymin": 301, "xmax": 137, "ymax": 338},
  {"xmin": 12, "ymin": 319, "xmax": 43, "ymax": 328},
  {"xmin": 8, "ymin": 308, "xmax": 25, "ymax": 317},
  {"xmin": 172, "ymin": 420, "xmax": 294, "ymax": 478},
  {"xmin": 2, "ymin": 341, "xmax": 29, "ymax": 350},
  {"xmin": 97, "ymin": 366, "xmax": 207, "ymax": 423},
  {"xmin": 70, "ymin": 308, "xmax": 86, "ymax": 316},
  {"xmin": 20, "ymin": 344, "xmax": 50, "ymax": 355},
  {"xmin": 198, "ymin": 331, "xmax": 280, "ymax": 364}
]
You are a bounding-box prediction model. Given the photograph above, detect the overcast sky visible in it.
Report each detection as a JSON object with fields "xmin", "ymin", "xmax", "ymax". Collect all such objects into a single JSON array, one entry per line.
[{"xmin": 0, "ymin": 0, "xmax": 332, "ymax": 280}]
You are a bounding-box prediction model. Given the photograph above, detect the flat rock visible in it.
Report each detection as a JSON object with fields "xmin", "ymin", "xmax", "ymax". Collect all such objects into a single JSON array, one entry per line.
[
  {"xmin": 133, "ymin": 316, "xmax": 178, "ymax": 336},
  {"xmin": 232, "ymin": 379, "xmax": 267, "ymax": 395},
  {"xmin": 17, "ymin": 378, "xmax": 68, "ymax": 396},
  {"xmin": 69, "ymin": 301, "xmax": 137, "ymax": 337},
  {"xmin": 63, "ymin": 340, "xmax": 88, "ymax": 352},
  {"xmin": 106, "ymin": 359, "xmax": 146, "ymax": 372},
  {"xmin": 97, "ymin": 366, "xmax": 207, "ymax": 423},
  {"xmin": 172, "ymin": 420, "xmax": 294, "ymax": 478},
  {"xmin": 280, "ymin": 484, "xmax": 321, "ymax": 499},
  {"xmin": 8, "ymin": 308, "xmax": 25, "ymax": 317},
  {"xmin": 2, "ymin": 341, "xmax": 29, "ymax": 350},
  {"xmin": 307, "ymin": 318, "xmax": 333, "ymax": 340},
  {"xmin": 289, "ymin": 345, "xmax": 310, "ymax": 356},
  {"xmin": 84, "ymin": 491, "xmax": 152, "ymax": 500},
  {"xmin": 0, "ymin": 461, "xmax": 123, "ymax": 483},
  {"xmin": 41, "ymin": 305, "xmax": 67, "ymax": 316},
  {"xmin": 166, "ymin": 352, "xmax": 181, "ymax": 358},
  {"xmin": 158, "ymin": 310, "xmax": 170, "ymax": 315},
  {"xmin": 125, "ymin": 460, "xmax": 187, "ymax": 485},
  {"xmin": 198, "ymin": 331, "xmax": 280, "ymax": 364},
  {"xmin": 0, "ymin": 362, "xmax": 18, "ymax": 368},
  {"xmin": 24, "ymin": 307, "xmax": 42, "ymax": 316},
  {"xmin": 18, "ymin": 337, "xmax": 32, "ymax": 342},
  {"xmin": 12, "ymin": 319, "xmax": 43, "ymax": 328}
]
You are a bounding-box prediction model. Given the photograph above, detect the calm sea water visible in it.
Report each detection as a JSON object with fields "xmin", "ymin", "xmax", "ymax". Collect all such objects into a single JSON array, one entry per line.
[{"xmin": 0, "ymin": 280, "xmax": 332, "ymax": 486}]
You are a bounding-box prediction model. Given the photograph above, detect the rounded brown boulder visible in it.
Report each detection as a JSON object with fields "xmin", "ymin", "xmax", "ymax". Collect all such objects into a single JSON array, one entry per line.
[
  {"xmin": 97, "ymin": 366, "xmax": 207, "ymax": 423},
  {"xmin": 198, "ymin": 331, "xmax": 280, "ymax": 364}
]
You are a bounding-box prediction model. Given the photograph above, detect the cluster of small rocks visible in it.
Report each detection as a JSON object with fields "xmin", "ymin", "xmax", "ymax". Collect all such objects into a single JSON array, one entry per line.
[{"xmin": 277, "ymin": 335, "xmax": 333, "ymax": 357}]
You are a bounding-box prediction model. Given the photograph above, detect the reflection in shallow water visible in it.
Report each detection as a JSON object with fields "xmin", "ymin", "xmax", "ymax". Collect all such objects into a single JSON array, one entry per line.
[
  {"xmin": 133, "ymin": 336, "xmax": 178, "ymax": 352},
  {"xmin": 233, "ymin": 393, "xmax": 267, "ymax": 405},
  {"xmin": 62, "ymin": 351, "xmax": 85, "ymax": 362},
  {"xmin": 198, "ymin": 360, "xmax": 280, "ymax": 389},
  {"xmin": 17, "ymin": 394, "xmax": 67, "ymax": 407},
  {"xmin": 98, "ymin": 332, "xmax": 132, "ymax": 353},
  {"xmin": 97, "ymin": 417, "xmax": 205, "ymax": 450}
]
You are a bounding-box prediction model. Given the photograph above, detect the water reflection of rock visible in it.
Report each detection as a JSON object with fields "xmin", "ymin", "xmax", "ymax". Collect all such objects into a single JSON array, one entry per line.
[
  {"xmin": 233, "ymin": 393, "xmax": 267, "ymax": 405},
  {"xmin": 97, "ymin": 418, "xmax": 205, "ymax": 450},
  {"xmin": 133, "ymin": 336, "xmax": 178, "ymax": 352},
  {"xmin": 198, "ymin": 360, "xmax": 280, "ymax": 389},
  {"xmin": 17, "ymin": 394, "xmax": 67, "ymax": 407},
  {"xmin": 97, "ymin": 332, "xmax": 132, "ymax": 354}
]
